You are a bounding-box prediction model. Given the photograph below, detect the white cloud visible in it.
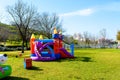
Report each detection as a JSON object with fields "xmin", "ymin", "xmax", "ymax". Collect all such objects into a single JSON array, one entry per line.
[
  {"xmin": 59, "ymin": 8, "xmax": 94, "ymax": 17},
  {"xmin": 59, "ymin": 2, "xmax": 120, "ymax": 18}
]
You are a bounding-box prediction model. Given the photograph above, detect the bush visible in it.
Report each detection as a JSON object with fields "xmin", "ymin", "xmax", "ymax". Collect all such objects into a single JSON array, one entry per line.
[
  {"xmin": 6, "ymin": 45, "xmax": 22, "ymax": 48},
  {"xmin": 0, "ymin": 46, "xmax": 6, "ymax": 51},
  {"xmin": 0, "ymin": 45, "xmax": 23, "ymax": 51},
  {"xmin": 0, "ymin": 44, "xmax": 4, "ymax": 47}
]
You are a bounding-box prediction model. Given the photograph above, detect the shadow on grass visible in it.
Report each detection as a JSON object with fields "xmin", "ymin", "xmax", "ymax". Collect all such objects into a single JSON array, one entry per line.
[
  {"xmin": 55, "ymin": 56, "xmax": 94, "ymax": 62},
  {"xmin": 26, "ymin": 66, "xmax": 43, "ymax": 71},
  {"xmin": 79, "ymin": 57, "xmax": 93, "ymax": 62},
  {"xmin": 1, "ymin": 76, "xmax": 29, "ymax": 80}
]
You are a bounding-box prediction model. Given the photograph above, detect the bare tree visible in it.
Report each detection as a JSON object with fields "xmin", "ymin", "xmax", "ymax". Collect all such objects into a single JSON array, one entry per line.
[
  {"xmin": 100, "ymin": 28, "xmax": 106, "ymax": 39},
  {"xmin": 73, "ymin": 33, "xmax": 84, "ymax": 47},
  {"xmin": 99, "ymin": 29, "xmax": 107, "ymax": 48},
  {"xmin": 34, "ymin": 12, "xmax": 63, "ymax": 39},
  {"xmin": 64, "ymin": 35, "xmax": 74, "ymax": 44},
  {"xmin": 83, "ymin": 31, "xmax": 91, "ymax": 47},
  {"xmin": 89, "ymin": 35, "xmax": 98, "ymax": 48},
  {"xmin": 7, "ymin": 0, "xmax": 37, "ymax": 53}
]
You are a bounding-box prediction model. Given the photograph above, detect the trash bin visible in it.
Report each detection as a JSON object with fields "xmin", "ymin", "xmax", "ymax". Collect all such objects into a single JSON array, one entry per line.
[{"xmin": 24, "ymin": 58, "xmax": 32, "ymax": 69}]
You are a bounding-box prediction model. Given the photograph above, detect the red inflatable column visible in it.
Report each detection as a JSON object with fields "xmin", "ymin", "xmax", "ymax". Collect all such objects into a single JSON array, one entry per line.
[
  {"xmin": 30, "ymin": 34, "xmax": 35, "ymax": 55},
  {"xmin": 54, "ymin": 39, "xmax": 59, "ymax": 54},
  {"xmin": 59, "ymin": 39, "xmax": 62, "ymax": 48}
]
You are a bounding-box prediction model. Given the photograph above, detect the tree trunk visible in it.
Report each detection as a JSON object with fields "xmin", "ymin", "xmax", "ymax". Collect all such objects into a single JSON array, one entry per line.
[
  {"xmin": 25, "ymin": 39, "xmax": 28, "ymax": 50},
  {"xmin": 21, "ymin": 40, "xmax": 24, "ymax": 53}
]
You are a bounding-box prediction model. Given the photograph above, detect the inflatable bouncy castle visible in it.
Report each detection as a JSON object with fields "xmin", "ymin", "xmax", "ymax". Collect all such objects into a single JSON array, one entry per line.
[{"xmin": 30, "ymin": 28, "xmax": 74, "ymax": 61}]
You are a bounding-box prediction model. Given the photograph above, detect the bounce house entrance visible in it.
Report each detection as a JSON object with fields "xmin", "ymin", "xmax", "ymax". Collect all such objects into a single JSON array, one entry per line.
[{"xmin": 40, "ymin": 45, "xmax": 54, "ymax": 57}]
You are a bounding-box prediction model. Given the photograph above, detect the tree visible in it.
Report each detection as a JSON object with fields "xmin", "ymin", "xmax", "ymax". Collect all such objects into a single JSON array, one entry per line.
[
  {"xmin": 83, "ymin": 31, "xmax": 91, "ymax": 47},
  {"xmin": 116, "ymin": 31, "xmax": 120, "ymax": 44},
  {"xmin": 117, "ymin": 31, "xmax": 120, "ymax": 40},
  {"xmin": 7, "ymin": 0, "xmax": 37, "ymax": 53},
  {"xmin": 63, "ymin": 35, "xmax": 74, "ymax": 44},
  {"xmin": 73, "ymin": 33, "xmax": 85, "ymax": 47},
  {"xmin": 34, "ymin": 12, "xmax": 63, "ymax": 39},
  {"xmin": 100, "ymin": 28, "xmax": 106, "ymax": 39},
  {"xmin": 89, "ymin": 35, "xmax": 98, "ymax": 48},
  {"xmin": 99, "ymin": 29, "xmax": 107, "ymax": 48},
  {"xmin": 0, "ymin": 26, "xmax": 10, "ymax": 44}
]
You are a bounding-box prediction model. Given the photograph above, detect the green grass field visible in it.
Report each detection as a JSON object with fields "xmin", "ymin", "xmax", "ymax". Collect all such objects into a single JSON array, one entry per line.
[{"xmin": 0, "ymin": 48, "xmax": 120, "ymax": 80}]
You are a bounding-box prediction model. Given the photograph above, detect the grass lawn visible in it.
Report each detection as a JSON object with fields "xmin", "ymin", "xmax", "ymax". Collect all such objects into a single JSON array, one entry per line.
[{"xmin": 0, "ymin": 48, "xmax": 120, "ymax": 80}]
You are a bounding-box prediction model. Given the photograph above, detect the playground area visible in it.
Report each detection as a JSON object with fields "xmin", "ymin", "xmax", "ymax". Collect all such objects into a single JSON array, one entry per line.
[
  {"xmin": 0, "ymin": 48, "xmax": 120, "ymax": 80},
  {"xmin": 1, "ymin": 0, "xmax": 120, "ymax": 80},
  {"xmin": 0, "ymin": 29, "xmax": 120, "ymax": 80}
]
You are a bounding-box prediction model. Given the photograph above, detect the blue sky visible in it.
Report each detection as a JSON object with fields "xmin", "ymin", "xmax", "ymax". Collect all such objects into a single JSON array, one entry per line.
[{"xmin": 0, "ymin": 0, "xmax": 120, "ymax": 40}]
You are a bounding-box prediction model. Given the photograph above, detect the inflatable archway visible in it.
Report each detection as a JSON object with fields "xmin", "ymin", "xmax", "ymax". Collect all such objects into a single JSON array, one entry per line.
[{"xmin": 31, "ymin": 42, "xmax": 55, "ymax": 61}]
